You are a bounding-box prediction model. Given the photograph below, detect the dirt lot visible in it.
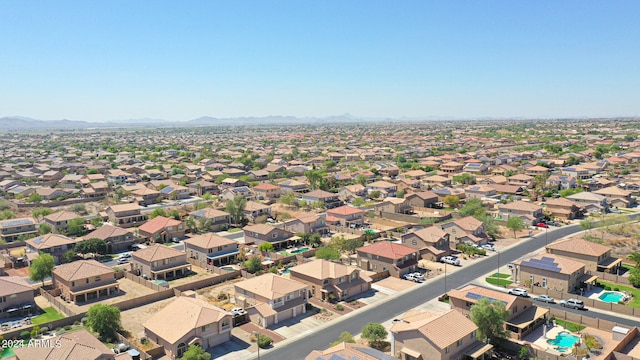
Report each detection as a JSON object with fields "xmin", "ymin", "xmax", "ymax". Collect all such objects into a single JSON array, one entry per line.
[
  {"xmin": 120, "ymin": 296, "xmax": 176, "ymax": 342},
  {"xmin": 69, "ymin": 277, "xmax": 157, "ymax": 313},
  {"xmin": 375, "ymin": 276, "xmax": 417, "ymax": 292},
  {"xmin": 196, "ymin": 278, "xmax": 247, "ymax": 311},
  {"xmin": 167, "ymin": 267, "xmax": 217, "ymax": 287}
]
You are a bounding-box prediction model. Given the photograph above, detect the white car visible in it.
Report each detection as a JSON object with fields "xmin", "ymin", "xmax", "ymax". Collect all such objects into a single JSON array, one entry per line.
[
  {"xmin": 559, "ymin": 299, "xmax": 585, "ymax": 309},
  {"xmin": 482, "ymin": 244, "xmax": 495, "ymax": 251},
  {"xmin": 118, "ymin": 252, "xmax": 131, "ymax": 259},
  {"xmin": 534, "ymin": 294, "xmax": 554, "ymax": 303},
  {"xmin": 402, "ymin": 273, "xmax": 416, "ymax": 281},
  {"xmin": 116, "ymin": 258, "xmax": 130, "ymax": 264},
  {"xmin": 508, "ymin": 288, "xmax": 529, "ymax": 297},
  {"xmin": 440, "ymin": 256, "xmax": 460, "ymax": 266},
  {"xmin": 230, "ymin": 307, "xmax": 246, "ymax": 316}
]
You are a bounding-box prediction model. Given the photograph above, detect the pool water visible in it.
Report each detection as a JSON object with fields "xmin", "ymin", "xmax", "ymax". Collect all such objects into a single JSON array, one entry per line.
[
  {"xmin": 599, "ymin": 291, "xmax": 624, "ymax": 303},
  {"xmin": 546, "ymin": 331, "xmax": 580, "ymax": 352},
  {"xmin": 290, "ymin": 247, "xmax": 309, "ymax": 254},
  {"xmin": 1, "ymin": 347, "xmax": 15, "ymax": 359},
  {"xmin": 283, "ymin": 269, "xmax": 290, "ymax": 274}
]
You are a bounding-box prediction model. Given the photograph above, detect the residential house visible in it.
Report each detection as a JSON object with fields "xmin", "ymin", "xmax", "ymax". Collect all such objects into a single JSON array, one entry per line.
[
  {"xmin": 405, "ymin": 191, "xmax": 439, "ymax": 208},
  {"xmin": 131, "ymin": 244, "xmax": 191, "ymax": 280},
  {"xmin": 440, "ymin": 161, "xmax": 464, "ymax": 174},
  {"xmin": 448, "ymin": 285, "xmax": 547, "ymax": 340},
  {"xmin": 356, "ymin": 242, "xmax": 420, "ymax": 278},
  {"xmin": 159, "ymin": 184, "xmax": 191, "ymax": 200},
  {"xmin": 234, "ymin": 273, "xmax": 309, "ymax": 328},
  {"xmin": 131, "ymin": 186, "xmax": 162, "ymax": 206},
  {"xmin": 338, "ymin": 184, "xmax": 367, "ymax": 202},
  {"xmin": 82, "ymin": 224, "xmax": 136, "ymax": 253},
  {"xmin": 543, "ymin": 198, "xmax": 582, "ymax": 220},
  {"xmin": 282, "ymin": 214, "xmax": 328, "ymax": 235},
  {"xmin": 400, "ymin": 227, "xmax": 452, "ymax": 261},
  {"xmin": 138, "ymin": 216, "xmax": 185, "ymax": 243},
  {"xmin": 375, "ymin": 197, "xmax": 411, "ymax": 215},
  {"xmin": 511, "ymin": 254, "xmax": 593, "ymax": 293},
  {"xmin": 402, "ymin": 169, "xmax": 428, "ymax": 180},
  {"xmin": 243, "ymin": 224, "xmax": 295, "ymax": 250},
  {"xmin": 423, "ymin": 175, "xmax": 452, "ymax": 188},
  {"xmin": 498, "ymin": 201, "xmax": 544, "ymax": 225},
  {"xmin": 253, "ymin": 182, "xmax": 281, "ymax": 201},
  {"xmin": 106, "ymin": 203, "xmax": 146, "ymax": 228},
  {"xmin": 545, "ymin": 175, "xmax": 577, "ymax": 190},
  {"xmin": 220, "ymin": 178, "xmax": 248, "ymax": 189},
  {"xmin": 433, "ymin": 187, "xmax": 466, "ymax": 202},
  {"xmin": 26, "ymin": 234, "xmax": 78, "ymax": 264},
  {"xmin": 243, "ymin": 201, "xmax": 272, "ymax": 223},
  {"xmin": 51, "ymin": 260, "xmax": 119, "ymax": 304},
  {"xmin": 0, "ymin": 276, "xmax": 34, "ymax": 319},
  {"xmin": 440, "ymin": 216, "xmax": 488, "ymax": 245},
  {"xmin": 279, "ymin": 179, "xmax": 309, "ymax": 193},
  {"xmin": 566, "ymin": 192, "xmax": 609, "ymax": 214},
  {"xmin": 60, "ymin": 174, "xmax": 83, "ymax": 188},
  {"xmin": 463, "ymin": 162, "xmax": 489, "ymax": 174},
  {"xmin": 594, "ymin": 186, "xmax": 635, "ymax": 208},
  {"xmin": 525, "ymin": 165, "xmax": 550, "ymax": 177},
  {"xmin": 190, "ymin": 208, "xmax": 231, "ymax": 232},
  {"xmin": 508, "ymin": 174, "xmax": 534, "ymax": 189},
  {"xmin": 35, "ymin": 187, "xmax": 68, "ymax": 200},
  {"xmin": 561, "ymin": 166, "xmax": 591, "ymax": 180},
  {"xmin": 43, "ymin": 211, "xmax": 80, "ymax": 233},
  {"xmin": 184, "ymin": 233, "xmax": 239, "ymax": 267},
  {"xmin": 13, "ymin": 329, "xmax": 114, "ymax": 360},
  {"xmin": 545, "ymin": 237, "xmax": 622, "ymax": 274},
  {"xmin": 188, "ymin": 180, "xmax": 218, "ymax": 197},
  {"xmin": 306, "ymin": 343, "xmax": 399, "ymax": 360},
  {"xmin": 220, "ymin": 186, "xmax": 255, "ymax": 202},
  {"xmin": 326, "ymin": 205, "xmax": 365, "ymax": 227},
  {"xmin": 0, "ymin": 217, "xmax": 37, "ymax": 242},
  {"xmin": 366, "ymin": 180, "xmax": 398, "ymax": 197},
  {"xmin": 289, "ymin": 259, "xmax": 372, "ymax": 302},
  {"xmin": 299, "ymin": 189, "xmax": 342, "ymax": 209},
  {"xmin": 464, "ymin": 184, "xmax": 497, "ymax": 200},
  {"xmin": 391, "ymin": 309, "xmax": 493, "ymax": 360}
]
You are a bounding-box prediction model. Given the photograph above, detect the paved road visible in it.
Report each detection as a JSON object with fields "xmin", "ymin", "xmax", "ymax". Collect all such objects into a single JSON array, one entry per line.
[{"xmin": 258, "ymin": 216, "xmax": 639, "ymax": 360}]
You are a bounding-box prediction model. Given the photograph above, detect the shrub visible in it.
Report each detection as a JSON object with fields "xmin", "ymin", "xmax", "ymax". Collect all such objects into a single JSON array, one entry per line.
[
  {"xmin": 336, "ymin": 304, "xmax": 344, "ymax": 311},
  {"xmin": 64, "ymin": 325, "xmax": 72, "ymax": 331},
  {"xmin": 30, "ymin": 325, "xmax": 41, "ymax": 338},
  {"xmin": 257, "ymin": 334, "xmax": 273, "ymax": 348},
  {"xmin": 40, "ymin": 326, "xmax": 49, "ymax": 333},
  {"xmin": 604, "ymin": 285, "xmax": 612, "ymax": 291},
  {"xmin": 20, "ymin": 330, "xmax": 31, "ymax": 340},
  {"xmin": 74, "ymin": 320, "xmax": 80, "ymax": 325},
  {"xmin": 613, "ymin": 287, "xmax": 620, "ymax": 291},
  {"xmin": 217, "ymin": 292, "xmax": 228, "ymax": 301},
  {"xmin": 81, "ymin": 317, "xmax": 88, "ymax": 325},
  {"xmin": 319, "ymin": 308, "xmax": 327, "ymax": 314}
]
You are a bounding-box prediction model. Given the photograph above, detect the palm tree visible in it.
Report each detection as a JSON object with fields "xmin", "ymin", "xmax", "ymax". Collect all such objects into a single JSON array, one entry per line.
[{"xmin": 628, "ymin": 252, "xmax": 640, "ymax": 267}]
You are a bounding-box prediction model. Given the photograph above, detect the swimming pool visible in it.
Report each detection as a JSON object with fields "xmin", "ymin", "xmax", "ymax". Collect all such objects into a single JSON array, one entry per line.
[
  {"xmin": 546, "ymin": 331, "xmax": 580, "ymax": 352},
  {"xmin": 599, "ymin": 291, "xmax": 624, "ymax": 303},
  {"xmin": 290, "ymin": 247, "xmax": 309, "ymax": 254}
]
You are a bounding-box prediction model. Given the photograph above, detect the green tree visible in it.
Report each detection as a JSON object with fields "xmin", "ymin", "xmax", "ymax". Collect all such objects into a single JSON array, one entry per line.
[
  {"xmin": 62, "ymin": 250, "xmax": 77, "ymax": 263},
  {"xmin": 258, "ymin": 242, "xmax": 274, "ymax": 252},
  {"xmin": 629, "ymin": 266, "xmax": 640, "ymax": 288},
  {"xmin": 180, "ymin": 344, "xmax": 211, "ymax": 360},
  {"xmin": 29, "ymin": 253, "xmax": 55, "ymax": 286},
  {"xmin": 150, "ymin": 208, "xmax": 167, "ymax": 219},
  {"xmin": 315, "ymin": 246, "xmax": 341, "ymax": 261},
  {"xmin": 580, "ymin": 218, "xmax": 595, "ymax": 233},
  {"xmin": 355, "ymin": 174, "xmax": 368, "ymax": 186},
  {"xmin": 304, "ymin": 169, "xmax": 323, "ymax": 190},
  {"xmin": 628, "ymin": 252, "xmax": 640, "ymax": 267},
  {"xmin": 38, "ymin": 223, "xmax": 52, "ymax": 235},
  {"xmin": 478, "ymin": 215, "xmax": 500, "ymax": 239},
  {"xmin": 244, "ymin": 255, "xmax": 263, "ymax": 273},
  {"xmin": 352, "ymin": 198, "xmax": 365, "ymax": 207},
  {"xmin": 66, "ymin": 217, "xmax": 87, "ymax": 237},
  {"xmin": 452, "ymin": 173, "xmax": 475, "ymax": 185},
  {"xmin": 506, "ymin": 217, "xmax": 526, "ymax": 238},
  {"xmin": 369, "ymin": 190, "xmax": 381, "ymax": 199},
  {"xmin": 309, "ymin": 233, "xmax": 322, "ymax": 247},
  {"xmin": 90, "ymin": 216, "xmax": 104, "ymax": 227},
  {"xmin": 443, "ymin": 195, "xmax": 460, "ymax": 208},
  {"xmin": 86, "ymin": 304, "xmax": 121, "ymax": 341},
  {"xmin": 71, "ymin": 203, "xmax": 86, "ymax": 214},
  {"xmin": 184, "ymin": 216, "xmax": 197, "ymax": 234},
  {"xmin": 169, "ymin": 209, "xmax": 181, "ymax": 220},
  {"xmin": 460, "ymin": 198, "xmax": 485, "ymax": 217},
  {"xmin": 280, "ymin": 191, "xmax": 298, "ymax": 207},
  {"xmin": 470, "ymin": 297, "xmax": 509, "ymax": 344},
  {"xmin": 330, "ymin": 331, "xmax": 356, "ymax": 347},
  {"xmin": 396, "ymin": 189, "xmax": 406, "ymax": 198},
  {"xmin": 225, "ymin": 196, "xmax": 247, "ymax": 225},
  {"xmin": 361, "ymin": 323, "xmax": 388, "ymax": 348},
  {"xmin": 32, "ymin": 208, "xmax": 53, "ymax": 222},
  {"xmin": 76, "ymin": 238, "xmax": 108, "ymax": 255},
  {"xmin": 26, "ymin": 192, "xmax": 43, "ymax": 203}
]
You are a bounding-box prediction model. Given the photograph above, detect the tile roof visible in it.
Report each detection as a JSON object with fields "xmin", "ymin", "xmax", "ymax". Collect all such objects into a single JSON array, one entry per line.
[
  {"xmin": 44, "ymin": 211, "xmax": 79, "ymax": 222},
  {"xmin": 143, "ymin": 296, "xmax": 230, "ymax": 344},
  {"xmin": 289, "ymin": 259, "xmax": 355, "ymax": 280},
  {"xmin": 390, "ymin": 309, "xmax": 478, "ymax": 350},
  {"xmin": 138, "ymin": 216, "xmax": 182, "ymax": 235},
  {"xmin": 305, "ymin": 342, "xmax": 398, "ymax": 360},
  {"xmin": 52, "ymin": 259, "xmax": 115, "ymax": 281},
  {"xmin": 82, "ymin": 224, "xmax": 132, "ymax": 241},
  {"xmin": 356, "ymin": 242, "xmax": 417, "ymax": 259},
  {"xmin": 13, "ymin": 328, "xmax": 112, "ymax": 360},
  {"xmin": 327, "ymin": 205, "xmax": 365, "ymax": 216},
  {"xmin": 235, "ymin": 273, "xmax": 307, "ymax": 300},
  {"xmin": 132, "ymin": 244, "xmax": 185, "ymax": 262},
  {"xmin": 107, "ymin": 203, "xmax": 141, "ymax": 213},
  {"xmin": 546, "ymin": 237, "xmax": 611, "ymax": 257},
  {"xmin": 513, "ymin": 253, "xmax": 585, "ymax": 275},
  {"xmin": 499, "ymin": 200, "xmax": 542, "ymax": 212},
  {"xmin": 253, "ymin": 182, "xmax": 280, "ymax": 191},
  {"xmin": 0, "ymin": 276, "xmax": 33, "ymax": 297},
  {"xmin": 243, "ymin": 223, "xmax": 279, "ymax": 235},
  {"xmin": 184, "ymin": 233, "xmax": 238, "ymax": 249},
  {"xmin": 453, "ymin": 216, "xmax": 484, "ymax": 232},
  {"xmin": 27, "ymin": 233, "xmax": 77, "ymax": 250},
  {"xmin": 447, "ymin": 284, "xmax": 517, "ymax": 309},
  {"xmin": 407, "ymin": 227, "xmax": 448, "ymax": 243}
]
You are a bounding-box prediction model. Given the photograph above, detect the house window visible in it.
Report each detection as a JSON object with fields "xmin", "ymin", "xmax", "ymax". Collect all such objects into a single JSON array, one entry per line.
[
  {"xmin": 339, "ymin": 276, "xmax": 345, "ymax": 284},
  {"xmin": 86, "ymin": 279, "xmax": 90, "ymax": 284},
  {"xmin": 542, "ymin": 278, "xmax": 547, "ymax": 288},
  {"xmin": 529, "ymin": 275, "xmax": 534, "ymax": 284},
  {"xmin": 445, "ymin": 346, "xmax": 450, "ymax": 354},
  {"xmin": 412, "ymin": 240, "xmax": 417, "ymax": 246},
  {"xmin": 71, "ymin": 281, "xmax": 75, "ymax": 287},
  {"xmin": 323, "ymin": 279, "xmax": 329, "ymax": 285},
  {"xmin": 95, "ymin": 276, "xmax": 100, "ymax": 282},
  {"xmin": 272, "ymin": 233, "xmax": 277, "ymax": 239},
  {"xmin": 471, "ymin": 330, "xmax": 476, "ymax": 339},
  {"xmin": 457, "ymin": 339, "xmax": 462, "ymax": 347},
  {"xmin": 201, "ymin": 325, "xmax": 208, "ymax": 332},
  {"xmin": 218, "ymin": 246, "xmax": 223, "ymax": 251},
  {"xmin": 0, "ymin": 296, "xmax": 5, "ymax": 303}
]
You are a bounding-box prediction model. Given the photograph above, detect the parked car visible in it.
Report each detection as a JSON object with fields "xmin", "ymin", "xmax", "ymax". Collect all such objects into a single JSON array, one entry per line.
[
  {"xmin": 559, "ymin": 299, "xmax": 585, "ymax": 309},
  {"xmin": 545, "ymin": 221, "xmax": 559, "ymax": 226},
  {"xmin": 402, "ymin": 273, "xmax": 416, "ymax": 281},
  {"xmin": 230, "ymin": 307, "xmax": 246, "ymax": 316},
  {"xmin": 411, "ymin": 272, "xmax": 425, "ymax": 282},
  {"xmin": 534, "ymin": 294, "xmax": 554, "ymax": 303},
  {"xmin": 172, "ymin": 237, "xmax": 181, "ymax": 243},
  {"xmin": 535, "ymin": 222, "xmax": 549, "ymax": 228},
  {"xmin": 440, "ymin": 256, "xmax": 461, "ymax": 266},
  {"xmin": 508, "ymin": 288, "xmax": 529, "ymax": 297},
  {"xmin": 116, "ymin": 258, "xmax": 130, "ymax": 265},
  {"xmin": 482, "ymin": 244, "xmax": 495, "ymax": 251},
  {"xmin": 118, "ymin": 252, "xmax": 132, "ymax": 259}
]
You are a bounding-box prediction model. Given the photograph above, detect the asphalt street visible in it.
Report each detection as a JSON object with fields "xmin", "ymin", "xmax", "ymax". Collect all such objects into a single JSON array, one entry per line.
[{"xmin": 258, "ymin": 216, "xmax": 640, "ymax": 360}]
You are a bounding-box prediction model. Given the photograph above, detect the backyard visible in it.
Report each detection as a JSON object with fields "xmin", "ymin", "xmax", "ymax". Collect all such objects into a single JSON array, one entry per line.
[
  {"xmin": 31, "ymin": 307, "xmax": 65, "ymax": 325},
  {"xmin": 598, "ymin": 281, "xmax": 640, "ymax": 308}
]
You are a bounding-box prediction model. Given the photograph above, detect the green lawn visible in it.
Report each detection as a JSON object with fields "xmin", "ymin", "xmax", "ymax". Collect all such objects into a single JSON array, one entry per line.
[
  {"xmin": 599, "ymin": 280, "xmax": 640, "ymax": 308},
  {"xmin": 485, "ymin": 277, "xmax": 513, "ymax": 287},
  {"xmin": 553, "ymin": 318, "xmax": 586, "ymax": 332},
  {"xmin": 32, "ymin": 307, "xmax": 64, "ymax": 325},
  {"xmin": 492, "ymin": 273, "xmax": 510, "ymax": 278},
  {"xmin": 621, "ymin": 263, "xmax": 634, "ymax": 272},
  {"xmin": 227, "ymin": 228, "xmax": 242, "ymax": 233}
]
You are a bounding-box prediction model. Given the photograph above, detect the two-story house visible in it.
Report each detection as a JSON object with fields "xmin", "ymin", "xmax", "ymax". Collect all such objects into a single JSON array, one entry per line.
[
  {"xmin": 464, "ymin": 184, "xmax": 497, "ymax": 200},
  {"xmin": 400, "ymin": 227, "xmax": 452, "ymax": 261},
  {"xmin": 43, "ymin": 211, "xmax": 81, "ymax": 234},
  {"xmin": 594, "ymin": 186, "xmax": 635, "ymax": 208},
  {"xmin": 144, "ymin": 295, "xmax": 232, "ymax": 359},
  {"xmin": 26, "ymin": 234, "xmax": 79, "ymax": 264},
  {"xmin": 448, "ymin": 285, "xmax": 548, "ymax": 340},
  {"xmin": 0, "ymin": 217, "xmax": 37, "ymax": 242},
  {"xmin": 375, "ymin": 197, "xmax": 412, "ymax": 215},
  {"xmin": 546, "ymin": 175, "xmax": 577, "ymax": 190},
  {"xmin": 106, "ymin": 203, "xmax": 146, "ymax": 228},
  {"xmin": 440, "ymin": 161, "xmax": 464, "ymax": 174},
  {"xmin": 366, "ymin": 180, "xmax": 398, "ymax": 198},
  {"xmin": 243, "ymin": 224, "xmax": 295, "ymax": 250},
  {"xmin": 52, "ymin": 260, "xmax": 119, "ymax": 304},
  {"xmin": 511, "ymin": 254, "xmax": 593, "ymax": 293},
  {"xmin": 508, "ymin": 174, "xmax": 534, "ymax": 189},
  {"xmin": 405, "ymin": 191, "xmax": 439, "ymax": 208},
  {"xmin": 337, "ymin": 184, "xmax": 367, "ymax": 202},
  {"xmin": 543, "ymin": 197, "xmax": 583, "ymax": 220},
  {"xmin": 184, "ymin": 233, "xmax": 239, "ymax": 267},
  {"xmin": 356, "ymin": 242, "xmax": 419, "ymax": 278},
  {"xmin": 131, "ymin": 244, "xmax": 191, "ymax": 280},
  {"xmin": 278, "ymin": 179, "xmax": 309, "ymax": 193},
  {"xmin": 566, "ymin": 192, "xmax": 609, "ymax": 214},
  {"xmin": 243, "ymin": 201, "xmax": 272, "ymax": 223},
  {"xmin": 82, "ymin": 224, "xmax": 136, "ymax": 253},
  {"xmin": 138, "ymin": 216, "xmax": 185, "ymax": 243},
  {"xmin": 440, "ymin": 216, "xmax": 488, "ymax": 245},
  {"xmin": 498, "ymin": 201, "xmax": 544, "ymax": 225},
  {"xmin": 289, "ymin": 259, "xmax": 372, "ymax": 302},
  {"xmin": 190, "ymin": 208, "xmax": 231, "ymax": 232},
  {"xmin": 234, "ymin": 273, "xmax": 308, "ymax": 328},
  {"xmin": 131, "ymin": 186, "xmax": 162, "ymax": 206},
  {"xmin": 545, "ymin": 237, "xmax": 622, "ymax": 274},
  {"xmin": 0, "ymin": 276, "xmax": 34, "ymax": 319},
  {"xmin": 325, "ymin": 205, "xmax": 365, "ymax": 228},
  {"xmin": 252, "ymin": 183, "xmax": 282, "ymax": 201},
  {"xmin": 13, "ymin": 329, "xmax": 114, "ymax": 360},
  {"xmin": 282, "ymin": 214, "xmax": 328, "ymax": 235},
  {"xmin": 391, "ymin": 309, "xmax": 493, "ymax": 360},
  {"xmin": 299, "ymin": 189, "xmax": 342, "ymax": 209}
]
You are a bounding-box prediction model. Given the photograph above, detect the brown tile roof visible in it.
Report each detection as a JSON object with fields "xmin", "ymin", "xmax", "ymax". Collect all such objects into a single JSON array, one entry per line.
[
  {"xmin": 594, "ymin": 186, "xmax": 631, "ymax": 196},
  {"xmin": 543, "ymin": 197, "xmax": 580, "ymax": 208},
  {"xmin": 107, "ymin": 203, "xmax": 141, "ymax": 213},
  {"xmin": 546, "ymin": 237, "xmax": 610, "ymax": 257},
  {"xmin": 243, "ymin": 223, "xmax": 279, "ymax": 235},
  {"xmin": 244, "ymin": 201, "xmax": 271, "ymax": 211},
  {"xmin": 0, "ymin": 276, "xmax": 33, "ymax": 297},
  {"xmin": 52, "ymin": 260, "xmax": 115, "ymax": 281},
  {"xmin": 191, "ymin": 208, "xmax": 230, "ymax": 218},
  {"xmin": 13, "ymin": 328, "xmax": 112, "ymax": 360},
  {"xmin": 305, "ymin": 342, "xmax": 394, "ymax": 360},
  {"xmin": 453, "ymin": 216, "xmax": 484, "ymax": 232},
  {"xmin": 408, "ymin": 226, "xmax": 448, "ymax": 243},
  {"xmin": 327, "ymin": 205, "xmax": 365, "ymax": 216},
  {"xmin": 82, "ymin": 224, "xmax": 132, "ymax": 241},
  {"xmin": 235, "ymin": 273, "xmax": 307, "ymax": 300},
  {"xmin": 138, "ymin": 216, "xmax": 182, "ymax": 235},
  {"xmin": 143, "ymin": 296, "xmax": 230, "ymax": 344},
  {"xmin": 253, "ymin": 182, "xmax": 280, "ymax": 191},
  {"xmin": 26, "ymin": 233, "xmax": 77, "ymax": 250},
  {"xmin": 356, "ymin": 242, "xmax": 417, "ymax": 259},
  {"xmin": 513, "ymin": 253, "xmax": 585, "ymax": 275},
  {"xmin": 447, "ymin": 284, "xmax": 518, "ymax": 310},
  {"xmin": 304, "ymin": 189, "xmax": 337, "ymax": 199},
  {"xmin": 390, "ymin": 309, "xmax": 478, "ymax": 350},
  {"xmin": 184, "ymin": 233, "xmax": 237, "ymax": 249},
  {"xmin": 132, "ymin": 244, "xmax": 185, "ymax": 262},
  {"xmin": 44, "ymin": 211, "xmax": 79, "ymax": 222},
  {"xmin": 289, "ymin": 259, "xmax": 355, "ymax": 280},
  {"xmin": 499, "ymin": 200, "xmax": 542, "ymax": 212}
]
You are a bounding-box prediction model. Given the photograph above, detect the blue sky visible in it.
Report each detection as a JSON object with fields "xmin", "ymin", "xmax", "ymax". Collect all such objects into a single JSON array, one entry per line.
[{"xmin": 1, "ymin": 1, "xmax": 639, "ymax": 121}]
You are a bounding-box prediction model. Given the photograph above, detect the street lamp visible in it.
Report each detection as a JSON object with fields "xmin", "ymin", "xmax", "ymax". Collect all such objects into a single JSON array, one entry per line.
[{"xmin": 444, "ymin": 262, "xmax": 447, "ymax": 295}]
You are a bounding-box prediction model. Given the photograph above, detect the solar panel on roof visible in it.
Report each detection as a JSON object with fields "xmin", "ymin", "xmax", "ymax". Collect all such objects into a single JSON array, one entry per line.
[
  {"xmin": 33, "ymin": 237, "xmax": 43, "ymax": 244},
  {"xmin": 466, "ymin": 292, "xmax": 508, "ymax": 305},
  {"xmin": 1, "ymin": 218, "xmax": 33, "ymax": 227}
]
